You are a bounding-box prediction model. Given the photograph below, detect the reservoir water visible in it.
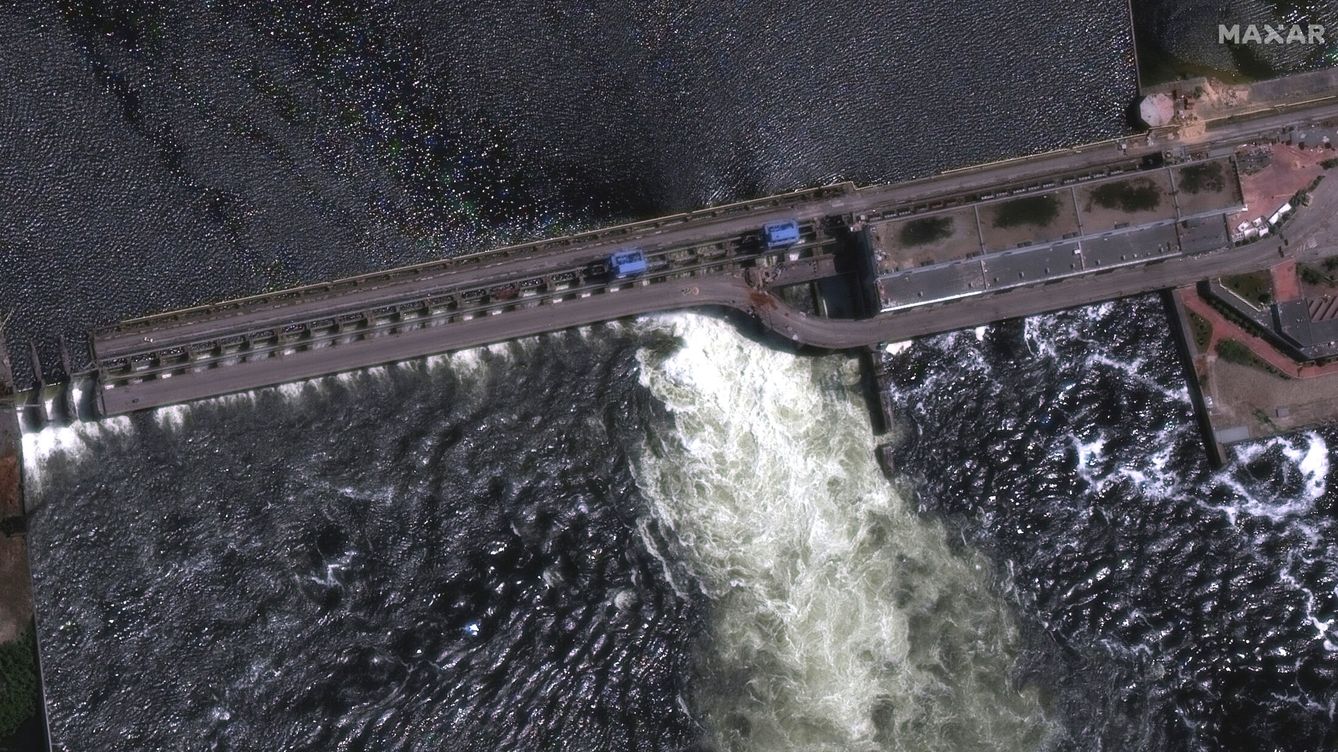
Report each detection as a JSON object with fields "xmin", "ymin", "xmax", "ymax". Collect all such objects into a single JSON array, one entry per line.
[{"xmin": 8, "ymin": 0, "xmax": 1338, "ymax": 749}]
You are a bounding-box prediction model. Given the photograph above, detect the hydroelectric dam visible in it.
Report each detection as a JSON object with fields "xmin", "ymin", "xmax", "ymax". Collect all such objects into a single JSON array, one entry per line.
[{"xmin": 15, "ymin": 89, "xmax": 1338, "ymax": 426}]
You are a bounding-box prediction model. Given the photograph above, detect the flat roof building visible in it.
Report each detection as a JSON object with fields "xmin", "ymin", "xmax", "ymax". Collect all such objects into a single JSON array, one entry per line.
[{"xmin": 864, "ymin": 158, "xmax": 1247, "ymax": 313}]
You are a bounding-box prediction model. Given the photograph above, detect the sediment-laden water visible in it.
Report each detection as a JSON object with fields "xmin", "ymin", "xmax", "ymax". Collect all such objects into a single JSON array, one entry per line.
[{"xmin": 633, "ymin": 315, "xmax": 1054, "ymax": 751}]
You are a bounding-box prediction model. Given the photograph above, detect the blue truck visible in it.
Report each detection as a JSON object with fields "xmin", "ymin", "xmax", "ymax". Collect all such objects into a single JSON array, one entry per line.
[
  {"xmin": 763, "ymin": 219, "xmax": 801, "ymax": 249},
  {"xmin": 608, "ymin": 248, "xmax": 649, "ymax": 279}
]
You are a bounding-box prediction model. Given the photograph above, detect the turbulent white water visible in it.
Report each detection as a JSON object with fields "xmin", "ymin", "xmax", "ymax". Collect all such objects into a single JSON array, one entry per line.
[
  {"xmin": 22, "ymin": 316, "xmax": 1058, "ymax": 750},
  {"xmin": 632, "ymin": 313, "xmax": 1057, "ymax": 752},
  {"xmin": 19, "ymin": 410, "xmax": 131, "ymax": 492}
]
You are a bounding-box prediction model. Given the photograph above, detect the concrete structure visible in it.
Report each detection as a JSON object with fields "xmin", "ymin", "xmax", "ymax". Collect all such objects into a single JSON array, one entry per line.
[
  {"xmin": 1274, "ymin": 299, "xmax": 1338, "ymax": 358},
  {"xmin": 1156, "ymin": 160, "xmax": 1338, "ymax": 464},
  {"xmin": 11, "ymin": 86, "xmax": 1338, "ymax": 422},
  {"xmin": 1139, "ymin": 93, "xmax": 1175, "ymax": 128},
  {"xmin": 865, "ymin": 158, "xmax": 1244, "ymax": 311}
]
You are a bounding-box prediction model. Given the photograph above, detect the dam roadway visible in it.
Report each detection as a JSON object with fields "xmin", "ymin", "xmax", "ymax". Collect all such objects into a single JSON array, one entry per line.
[
  {"xmin": 77, "ymin": 95, "xmax": 1338, "ymax": 417},
  {"xmin": 93, "ymin": 213, "xmax": 1338, "ymax": 416}
]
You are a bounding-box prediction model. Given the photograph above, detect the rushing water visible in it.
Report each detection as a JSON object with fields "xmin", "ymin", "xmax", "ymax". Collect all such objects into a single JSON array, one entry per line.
[
  {"xmin": 24, "ymin": 316, "xmax": 1059, "ymax": 751},
  {"xmin": 633, "ymin": 315, "xmax": 1053, "ymax": 751},
  {"xmin": 10, "ymin": 0, "xmax": 1338, "ymax": 750},
  {"xmin": 881, "ymin": 299, "xmax": 1338, "ymax": 750},
  {"xmin": 26, "ymin": 332, "xmax": 707, "ymax": 750}
]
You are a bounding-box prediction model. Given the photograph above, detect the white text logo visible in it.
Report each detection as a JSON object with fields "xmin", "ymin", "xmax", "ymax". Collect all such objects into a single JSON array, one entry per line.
[{"xmin": 1218, "ymin": 24, "xmax": 1326, "ymax": 45}]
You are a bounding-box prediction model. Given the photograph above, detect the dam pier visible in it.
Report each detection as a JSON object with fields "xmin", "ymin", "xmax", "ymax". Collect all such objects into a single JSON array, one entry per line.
[{"xmin": 11, "ymin": 74, "xmax": 1338, "ymax": 464}]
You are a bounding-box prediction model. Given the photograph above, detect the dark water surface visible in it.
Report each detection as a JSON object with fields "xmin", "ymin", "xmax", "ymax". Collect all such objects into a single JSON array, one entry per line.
[
  {"xmin": 883, "ymin": 301, "xmax": 1338, "ymax": 750},
  {"xmin": 2, "ymin": 0, "xmax": 1133, "ymax": 385},
  {"xmin": 11, "ymin": 0, "xmax": 1338, "ymax": 750},
  {"xmin": 27, "ymin": 336, "xmax": 707, "ymax": 750},
  {"xmin": 1133, "ymin": 0, "xmax": 1338, "ymax": 77}
]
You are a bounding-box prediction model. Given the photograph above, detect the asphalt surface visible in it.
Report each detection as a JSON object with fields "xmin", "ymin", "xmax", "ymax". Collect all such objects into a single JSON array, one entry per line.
[
  {"xmin": 99, "ymin": 226, "xmax": 1329, "ymax": 415},
  {"xmin": 94, "ymin": 193, "xmax": 858, "ymax": 359},
  {"xmin": 101, "ymin": 96, "xmax": 1338, "ymax": 358},
  {"xmin": 91, "ymin": 95, "xmax": 1338, "ymax": 414},
  {"xmin": 97, "ymin": 280, "xmax": 749, "ymax": 413}
]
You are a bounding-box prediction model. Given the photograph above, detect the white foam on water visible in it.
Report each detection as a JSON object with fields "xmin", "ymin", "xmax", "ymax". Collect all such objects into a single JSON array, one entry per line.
[
  {"xmin": 1023, "ymin": 304, "xmax": 1112, "ymax": 361},
  {"xmin": 154, "ymin": 403, "xmax": 191, "ymax": 431},
  {"xmin": 428, "ymin": 344, "xmax": 501, "ymax": 376},
  {"xmin": 20, "ymin": 411, "xmax": 134, "ymax": 492},
  {"xmin": 1023, "ymin": 316, "xmax": 1060, "ymax": 360},
  {"xmin": 1288, "ymin": 433, "xmax": 1329, "ymax": 503},
  {"xmin": 1211, "ymin": 433, "xmax": 1330, "ymax": 524},
  {"xmin": 631, "ymin": 312, "xmax": 1057, "ymax": 752},
  {"xmin": 1073, "ymin": 434, "xmax": 1106, "ymax": 485},
  {"xmin": 276, "ymin": 380, "xmax": 309, "ymax": 401}
]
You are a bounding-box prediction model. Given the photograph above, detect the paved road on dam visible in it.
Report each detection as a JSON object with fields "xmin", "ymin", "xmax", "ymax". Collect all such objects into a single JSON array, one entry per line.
[
  {"xmin": 101, "ymin": 221, "xmax": 1335, "ymax": 416},
  {"xmin": 97, "ymin": 280, "xmax": 752, "ymax": 413},
  {"xmin": 844, "ymin": 98, "xmax": 1338, "ymax": 216},
  {"xmin": 93, "ymin": 197, "xmax": 850, "ymax": 359},
  {"xmin": 76, "ymin": 93, "xmax": 1338, "ymax": 416},
  {"xmin": 98, "ymin": 97, "xmax": 1338, "ymax": 363}
]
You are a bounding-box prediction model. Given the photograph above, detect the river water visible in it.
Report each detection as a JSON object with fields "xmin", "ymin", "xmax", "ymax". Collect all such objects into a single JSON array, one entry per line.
[{"xmin": 8, "ymin": 0, "xmax": 1338, "ymax": 750}]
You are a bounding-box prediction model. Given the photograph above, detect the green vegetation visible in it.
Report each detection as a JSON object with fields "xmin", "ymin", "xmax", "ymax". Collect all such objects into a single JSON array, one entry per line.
[
  {"xmin": 1321, "ymin": 158, "xmax": 1338, "ymax": 170},
  {"xmin": 993, "ymin": 195, "xmax": 1061, "ymax": 229},
  {"xmin": 1189, "ymin": 312, "xmax": 1213, "ymax": 351},
  {"xmin": 1207, "ymin": 295, "xmax": 1265, "ymax": 335},
  {"xmin": 1222, "ymin": 271, "xmax": 1273, "ymax": 306},
  {"xmin": 0, "ymin": 625, "xmax": 38, "ymax": 740},
  {"xmin": 1178, "ymin": 162, "xmax": 1225, "ymax": 195},
  {"xmin": 1295, "ymin": 192, "xmax": 1310, "ymax": 208},
  {"xmin": 899, "ymin": 217, "xmax": 953, "ymax": 247},
  {"xmin": 1216, "ymin": 339, "xmax": 1288, "ymax": 378},
  {"xmin": 1300, "ymin": 265, "xmax": 1329, "ymax": 286},
  {"xmin": 1302, "ymin": 260, "xmax": 1338, "ymax": 288},
  {"xmin": 1216, "ymin": 339, "xmax": 1253, "ymax": 365},
  {"xmin": 1090, "ymin": 179, "xmax": 1162, "ymax": 213},
  {"xmin": 1253, "ymin": 408, "xmax": 1278, "ymax": 430},
  {"xmin": 1294, "ymin": 175, "xmax": 1326, "ymax": 208}
]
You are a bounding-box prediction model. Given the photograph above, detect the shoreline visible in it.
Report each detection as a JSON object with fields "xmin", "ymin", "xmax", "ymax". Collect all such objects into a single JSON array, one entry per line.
[{"xmin": 0, "ymin": 327, "xmax": 46, "ymax": 752}]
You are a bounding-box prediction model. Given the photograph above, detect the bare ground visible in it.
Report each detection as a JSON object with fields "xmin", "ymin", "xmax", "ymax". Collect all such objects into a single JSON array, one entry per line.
[
  {"xmin": 0, "ymin": 454, "xmax": 31, "ymax": 645},
  {"xmin": 1230, "ymin": 145, "xmax": 1329, "ymax": 230}
]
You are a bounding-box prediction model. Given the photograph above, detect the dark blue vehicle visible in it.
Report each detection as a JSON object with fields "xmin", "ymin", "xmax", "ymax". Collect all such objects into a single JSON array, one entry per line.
[
  {"xmin": 608, "ymin": 249, "xmax": 649, "ymax": 279},
  {"xmin": 763, "ymin": 220, "xmax": 801, "ymax": 248}
]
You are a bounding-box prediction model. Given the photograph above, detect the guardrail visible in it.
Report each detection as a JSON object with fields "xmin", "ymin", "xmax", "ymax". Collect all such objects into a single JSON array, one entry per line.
[
  {"xmin": 96, "ymin": 238, "xmax": 841, "ymax": 387},
  {"xmin": 96, "ymin": 184, "xmax": 857, "ymax": 337}
]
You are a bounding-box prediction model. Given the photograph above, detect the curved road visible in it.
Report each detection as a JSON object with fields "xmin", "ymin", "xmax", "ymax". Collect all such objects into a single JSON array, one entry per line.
[{"xmin": 100, "ymin": 208, "xmax": 1334, "ymax": 415}]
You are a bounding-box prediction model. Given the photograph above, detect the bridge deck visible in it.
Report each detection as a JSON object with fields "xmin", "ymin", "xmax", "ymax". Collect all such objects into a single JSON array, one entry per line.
[{"xmin": 84, "ymin": 97, "xmax": 1338, "ymax": 416}]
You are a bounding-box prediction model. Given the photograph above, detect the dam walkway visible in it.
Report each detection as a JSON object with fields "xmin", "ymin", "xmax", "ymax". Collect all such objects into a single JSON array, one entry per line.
[{"xmin": 30, "ymin": 94, "xmax": 1338, "ymax": 419}]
